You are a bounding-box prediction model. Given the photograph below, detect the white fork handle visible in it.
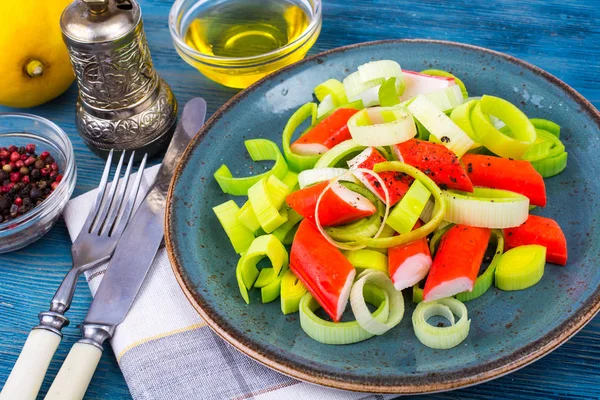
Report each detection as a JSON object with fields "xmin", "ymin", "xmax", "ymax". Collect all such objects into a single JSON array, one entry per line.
[
  {"xmin": 0, "ymin": 329, "xmax": 61, "ymax": 400},
  {"xmin": 44, "ymin": 342, "xmax": 102, "ymax": 400}
]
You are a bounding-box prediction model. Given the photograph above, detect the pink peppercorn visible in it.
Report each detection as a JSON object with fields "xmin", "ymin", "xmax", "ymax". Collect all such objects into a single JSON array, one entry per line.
[
  {"xmin": 21, "ymin": 175, "xmax": 30, "ymax": 184},
  {"xmin": 25, "ymin": 144, "xmax": 36, "ymax": 154},
  {"xmin": 10, "ymin": 152, "xmax": 20, "ymax": 162},
  {"xmin": 14, "ymin": 197, "xmax": 22, "ymax": 207},
  {"xmin": 40, "ymin": 151, "xmax": 50, "ymax": 160},
  {"xmin": 41, "ymin": 167, "xmax": 50, "ymax": 176},
  {"xmin": 10, "ymin": 172, "xmax": 21, "ymax": 182},
  {"xmin": 55, "ymin": 174, "xmax": 63, "ymax": 183},
  {"xmin": 15, "ymin": 160, "xmax": 24, "ymax": 168},
  {"xmin": 51, "ymin": 182, "xmax": 60, "ymax": 190},
  {"xmin": 50, "ymin": 162, "xmax": 59, "ymax": 172},
  {"xmin": 0, "ymin": 150, "xmax": 9, "ymax": 159},
  {"xmin": 25, "ymin": 156, "xmax": 36, "ymax": 166}
]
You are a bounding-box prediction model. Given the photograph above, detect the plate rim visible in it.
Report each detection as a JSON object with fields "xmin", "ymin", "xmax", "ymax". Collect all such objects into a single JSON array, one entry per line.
[{"xmin": 165, "ymin": 38, "xmax": 600, "ymax": 394}]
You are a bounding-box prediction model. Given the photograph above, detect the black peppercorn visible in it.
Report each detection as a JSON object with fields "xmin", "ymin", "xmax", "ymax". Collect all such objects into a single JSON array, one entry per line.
[
  {"xmin": 34, "ymin": 159, "xmax": 45, "ymax": 169},
  {"xmin": 0, "ymin": 196, "xmax": 9, "ymax": 210},
  {"xmin": 31, "ymin": 169, "xmax": 41, "ymax": 180},
  {"xmin": 0, "ymin": 171, "xmax": 6, "ymax": 182},
  {"xmin": 45, "ymin": 156, "xmax": 55, "ymax": 165},
  {"xmin": 37, "ymin": 180, "xmax": 48, "ymax": 190},
  {"xmin": 29, "ymin": 187, "xmax": 42, "ymax": 200}
]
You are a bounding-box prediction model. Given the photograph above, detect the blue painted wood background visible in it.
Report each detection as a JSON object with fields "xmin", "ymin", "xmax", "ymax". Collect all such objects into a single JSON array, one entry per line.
[{"xmin": 1, "ymin": 0, "xmax": 599, "ymax": 398}]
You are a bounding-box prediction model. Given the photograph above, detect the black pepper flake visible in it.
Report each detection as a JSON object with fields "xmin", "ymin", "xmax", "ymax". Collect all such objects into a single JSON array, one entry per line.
[
  {"xmin": 487, "ymin": 163, "xmax": 491, "ymax": 167},
  {"xmin": 439, "ymin": 183, "xmax": 448, "ymax": 190},
  {"xmin": 450, "ymin": 177, "xmax": 457, "ymax": 183},
  {"xmin": 424, "ymin": 169, "xmax": 432, "ymax": 175},
  {"xmin": 374, "ymin": 181, "xmax": 381, "ymax": 188},
  {"xmin": 467, "ymin": 163, "xmax": 473, "ymax": 173},
  {"xmin": 440, "ymin": 136, "xmax": 451, "ymax": 143}
]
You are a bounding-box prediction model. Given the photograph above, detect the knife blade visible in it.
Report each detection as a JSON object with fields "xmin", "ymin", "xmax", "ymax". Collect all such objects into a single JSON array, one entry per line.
[{"xmin": 45, "ymin": 97, "xmax": 207, "ymax": 400}]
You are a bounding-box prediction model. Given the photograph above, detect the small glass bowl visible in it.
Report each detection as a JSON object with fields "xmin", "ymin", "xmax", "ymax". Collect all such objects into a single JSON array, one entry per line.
[
  {"xmin": 0, "ymin": 114, "xmax": 76, "ymax": 253},
  {"xmin": 169, "ymin": 0, "xmax": 322, "ymax": 89}
]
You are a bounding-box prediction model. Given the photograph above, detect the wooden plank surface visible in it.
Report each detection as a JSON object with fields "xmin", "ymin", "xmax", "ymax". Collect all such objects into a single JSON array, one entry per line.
[{"xmin": 1, "ymin": 0, "xmax": 599, "ymax": 398}]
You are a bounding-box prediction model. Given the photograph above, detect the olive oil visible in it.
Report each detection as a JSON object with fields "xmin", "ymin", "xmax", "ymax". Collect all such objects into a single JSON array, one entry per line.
[
  {"xmin": 185, "ymin": 0, "xmax": 310, "ymax": 58},
  {"xmin": 182, "ymin": 0, "xmax": 319, "ymax": 88}
]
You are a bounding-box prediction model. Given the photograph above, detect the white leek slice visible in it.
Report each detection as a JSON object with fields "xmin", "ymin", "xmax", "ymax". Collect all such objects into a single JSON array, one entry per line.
[
  {"xmin": 343, "ymin": 70, "xmax": 384, "ymax": 101},
  {"xmin": 348, "ymin": 106, "xmax": 417, "ymax": 146},
  {"xmin": 350, "ymin": 270, "xmax": 405, "ymax": 335},
  {"xmin": 444, "ymin": 187, "xmax": 529, "ymax": 229},
  {"xmin": 359, "ymin": 85, "xmax": 382, "ymax": 107},
  {"xmin": 408, "ymin": 95, "xmax": 474, "ymax": 157},
  {"xmin": 422, "ymin": 85, "xmax": 464, "ymax": 112},
  {"xmin": 297, "ymin": 167, "xmax": 358, "ymax": 189},
  {"xmin": 412, "ymin": 297, "xmax": 470, "ymax": 349},
  {"xmin": 317, "ymin": 94, "xmax": 335, "ymax": 118},
  {"xmin": 358, "ymin": 60, "xmax": 405, "ymax": 94}
]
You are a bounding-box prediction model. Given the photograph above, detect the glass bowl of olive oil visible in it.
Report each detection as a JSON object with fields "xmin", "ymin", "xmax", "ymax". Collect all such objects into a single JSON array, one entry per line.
[{"xmin": 169, "ymin": 0, "xmax": 322, "ymax": 89}]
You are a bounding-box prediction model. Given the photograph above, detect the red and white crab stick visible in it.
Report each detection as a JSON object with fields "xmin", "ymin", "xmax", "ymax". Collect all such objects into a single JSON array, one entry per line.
[
  {"xmin": 393, "ymin": 139, "xmax": 473, "ymax": 192},
  {"xmin": 423, "ymin": 225, "xmax": 491, "ymax": 302},
  {"xmin": 290, "ymin": 219, "xmax": 356, "ymax": 322},
  {"xmin": 400, "ymin": 70, "xmax": 456, "ymax": 101},
  {"xmin": 286, "ymin": 180, "xmax": 376, "ymax": 227},
  {"xmin": 290, "ymin": 108, "xmax": 360, "ymax": 156},
  {"xmin": 388, "ymin": 221, "xmax": 432, "ymax": 291},
  {"xmin": 348, "ymin": 147, "xmax": 412, "ymax": 206}
]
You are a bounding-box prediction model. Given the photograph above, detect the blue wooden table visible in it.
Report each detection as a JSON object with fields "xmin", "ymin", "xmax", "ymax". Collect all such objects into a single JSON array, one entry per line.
[{"xmin": 1, "ymin": 0, "xmax": 599, "ymax": 398}]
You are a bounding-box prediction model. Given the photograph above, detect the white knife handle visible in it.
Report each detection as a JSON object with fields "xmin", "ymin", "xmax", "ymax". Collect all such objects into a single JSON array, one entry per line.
[
  {"xmin": 44, "ymin": 342, "xmax": 102, "ymax": 400},
  {"xmin": 0, "ymin": 329, "xmax": 61, "ymax": 400}
]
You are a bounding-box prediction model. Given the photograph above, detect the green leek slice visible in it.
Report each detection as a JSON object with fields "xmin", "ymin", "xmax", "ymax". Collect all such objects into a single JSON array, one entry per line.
[
  {"xmin": 386, "ymin": 180, "xmax": 431, "ymax": 234},
  {"xmin": 214, "ymin": 139, "xmax": 288, "ymax": 196},
  {"xmin": 236, "ymin": 201, "xmax": 261, "ymax": 234},
  {"xmin": 282, "ymin": 102, "xmax": 320, "ymax": 171},
  {"xmin": 314, "ymin": 78, "xmax": 348, "ymax": 105},
  {"xmin": 317, "ymin": 94, "xmax": 335, "ymax": 118},
  {"xmin": 343, "ymin": 249, "xmax": 388, "ymax": 273},
  {"xmin": 281, "ymin": 170, "xmax": 299, "ymax": 190},
  {"xmin": 248, "ymin": 176, "xmax": 291, "ymax": 233},
  {"xmin": 450, "ymin": 100, "xmax": 483, "ymax": 149},
  {"xmin": 408, "ymin": 95, "xmax": 474, "ymax": 157},
  {"xmin": 412, "ymin": 297, "xmax": 470, "ymax": 349},
  {"xmin": 239, "ymin": 235, "xmax": 288, "ymax": 292},
  {"xmin": 280, "ymin": 269, "xmax": 308, "ymax": 314},
  {"xmin": 347, "ymin": 106, "xmax": 417, "ymax": 146},
  {"xmin": 471, "ymin": 95, "xmax": 536, "ymax": 159},
  {"xmin": 350, "ymin": 270, "xmax": 404, "ymax": 335},
  {"xmin": 420, "ymin": 69, "xmax": 468, "ymax": 98},
  {"xmin": 261, "ymin": 274, "xmax": 282, "ymax": 303},
  {"xmin": 443, "ymin": 188, "xmax": 529, "ymax": 229},
  {"xmin": 299, "ymin": 285, "xmax": 389, "ymax": 345},
  {"xmin": 531, "ymin": 151, "xmax": 568, "ymax": 178},
  {"xmin": 530, "ymin": 118, "xmax": 560, "ymax": 138},
  {"xmin": 412, "ymin": 282, "xmax": 424, "ymax": 303},
  {"xmin": 272, "ymin": 208, "xmax": 303, "ymax": 245},
  {"xmin": 428, "ymin": 223, "xmax": 454, "ymax": 256},
  {"xmin": 495, "ymin": 245, "xmax": 546, "ymax": 291},
  {"xmin": 213, "ymin": 200, "xmax": 255, "ymax": 254},
  {"xmin": 236, "ymin": 256, "xmax": 253, "ymax": 304},
  {"xmin": 523, "ymin": 129, "xmax": 565, "ymax": 162},
  {"xmin": 355, "ymin": 162, "xmax": 446, "ymax": 248},
  {"xmin": 314, "ymin": 139, "xmax": 366, "ymax": 168},
  {"xmin": 378, "ymin": 77, "xmax": 401, "ymax": 107}
]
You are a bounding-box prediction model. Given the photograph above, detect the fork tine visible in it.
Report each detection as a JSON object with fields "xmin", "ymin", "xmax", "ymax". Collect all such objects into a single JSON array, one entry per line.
[
  {"xmin": 93, "ymin": 151, "xmax": 126, "ymax": 235},
  {"xmin": 81, "ymin": 150, "xmax": 114, "ymax": 235},
  {"xmin": 103, "ymin": 151, "xmax": 135, "ymax": 235},
  {"xmin": 110, "ymin": 153, "xmax": 148, "ymax": 237}
]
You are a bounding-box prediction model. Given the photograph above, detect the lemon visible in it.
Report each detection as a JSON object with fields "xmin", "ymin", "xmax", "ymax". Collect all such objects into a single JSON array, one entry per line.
[{"xmin": 0, "ymin": 0, "xmax": 75, "ymax": 108}]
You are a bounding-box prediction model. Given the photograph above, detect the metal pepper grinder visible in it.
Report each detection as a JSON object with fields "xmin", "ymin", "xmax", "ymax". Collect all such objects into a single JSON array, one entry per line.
[{"xmin": 60, "ymin": 0, "xmax": 177, "ymax": 158}]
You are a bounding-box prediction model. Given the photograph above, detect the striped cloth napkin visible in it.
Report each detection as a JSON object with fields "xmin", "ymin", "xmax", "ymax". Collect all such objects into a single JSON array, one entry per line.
[{"xmin": 63, "ymin": 164, "xmax": 394, "ymax": 400}]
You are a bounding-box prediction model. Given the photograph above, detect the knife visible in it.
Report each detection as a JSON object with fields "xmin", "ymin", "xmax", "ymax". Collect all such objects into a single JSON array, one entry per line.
[{"xmin": 43, "ymin": 97, "xmax": 207, "ymax": 400}]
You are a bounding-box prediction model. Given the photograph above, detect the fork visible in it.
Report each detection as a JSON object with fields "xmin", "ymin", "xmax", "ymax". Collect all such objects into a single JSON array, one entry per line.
[{"xmin": 0, "ymin": 150, "xmax": 147, "ymax": 400}]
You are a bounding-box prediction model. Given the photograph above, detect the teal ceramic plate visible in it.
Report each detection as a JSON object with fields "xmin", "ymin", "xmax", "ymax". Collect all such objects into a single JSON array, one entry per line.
[{"xmin": 166, "ymin": 40, "xmax": 600, "ymax": 394}]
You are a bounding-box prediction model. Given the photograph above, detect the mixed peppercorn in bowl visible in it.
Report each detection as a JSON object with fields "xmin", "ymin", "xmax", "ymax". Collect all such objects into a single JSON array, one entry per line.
[{"xmin": 0, "ymin": 113, "xmax": 76, "ymax": 253}]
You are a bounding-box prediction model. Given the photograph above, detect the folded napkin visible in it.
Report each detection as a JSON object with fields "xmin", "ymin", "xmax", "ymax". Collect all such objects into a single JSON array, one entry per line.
[{"xmin": 63, "ymin": 164, "xmax": 394, "ymax": 400}]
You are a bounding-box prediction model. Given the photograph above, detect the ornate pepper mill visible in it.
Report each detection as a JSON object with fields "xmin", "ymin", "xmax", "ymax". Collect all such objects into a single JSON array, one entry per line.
[{"xmin": 60, "ymin": 0, "xmax": 177, "ymax": 157}]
